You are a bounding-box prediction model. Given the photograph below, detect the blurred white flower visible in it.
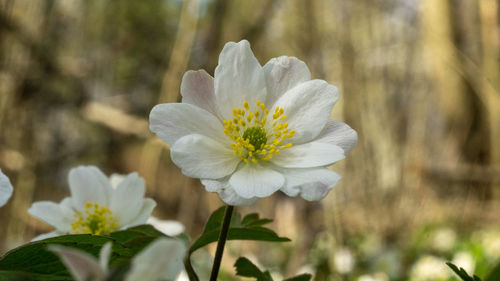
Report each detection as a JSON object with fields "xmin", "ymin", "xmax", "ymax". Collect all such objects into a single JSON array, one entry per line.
[
  {"xmin": 50, "ymin": 238, "xmax": 185, "ymax": 281},
  {"xmin": 358, "ymin": 272, "xmax": 389, "ymax": 281},
  {"xmin": 430, "ymin": 227, "xmax": 457, "ymax": 252},
  {"xmin": 28, "ymin": 166, "xmax": 156, "ymax": 240},
  {"xmin": 333, "ymin": 248, "xmax": 355, "ymax": 274},
  {"xmin": 149, "ymin": 40, "xmax": 357, "ymax": 206},
  {"xmin": 0, "ymin": 169, "xmax": 13, "ymax": 207},
  {"xmin": 452, "ymin": 251, "xmax": 476, "ymax": 274},
  {"xmin": 410, "ymin": 255, "xmax": 451, "ymax": 281},
  {"xmin": 147, "ymin": 217, "xmax": 185, "ymax": 236},
  {"xmin": 477, "ymin": 230, "xmax": 500, "ymax": 260}
]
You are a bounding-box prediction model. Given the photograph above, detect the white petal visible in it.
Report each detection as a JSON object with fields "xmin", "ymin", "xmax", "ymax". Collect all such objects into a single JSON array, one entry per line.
[
  {"xmin": 200, "ymin": 178, "xmax": 225, "ymax": 192},
  {"xmin": 109, "ymin": 174, "xmax": 126, "ymax": 189},
  {"xmin": 181, "ymin": 70, "xmax": 222, "ymax": 119},
  {"xmin": 280, "ymin": 168, "xmax": 341, "ymax": 201},
  {"xmin": 171, "ymin": 134, "xmax": 240, "ymax": 179},
  {"xmin": 214, "ymin": 40, "xmax": 267, "ymax": 119},
  {"xmin": 315, "ymin": 120, "xmax": 358, "ymax": 154},
  {"xmin": 126, "ymin": 198, "xmax": 157, "ymax": 227},
  {"xmin": 229, "ymin": 164, "xmax": 284, "ymax": 199},
  {"xmin": 99, "ymin": 242, "xmax": 113, "ymax": 271},
  {"xmin": 263, "ymin": 56, "xmax": 311, "ymax": 106},
  {"xmin": 109, "ymin": 172, "xmax": 145, "ymax": 226},
  {"xmin": 126, "ymin": 238, "xmax": 186, "ymax": 281},
  {"xmin": 271, "ymin": 141, "xmax": 345, "ymax": 168},
  {"xmin": 49, "ymin": 245, "xmax": 106, "ymax": 281},
  {"xmin": 32, "ymin": 231, "xmax": 61, "ymax": 241},
  {"xmin": 0, "ymin": 169, "xmax": 13, "ymax": 207},
  {"xmin": 28, "ymin": 201, "xmax": 75, "ymax": 233},
  {"xmin": 201, "ymin": 178, "xmax": 258, "ymax": 205},
  {"xmin": 218, "ymin": 187, "xmax": 258, "ymax": 206},
  {"xmin": 68, "ymin": 166, "xmax": 111, "ymax": 210},
  {"xmin": 271, "ymin": 80, "xmax": 339, "ymax": 143},
  {"xmin": 147, "ymin": 217, "xmax": 185, "ymax": 236},
  {"xmin": 149, "ymin": 103, "xmax": 227, "ymax": 146}
]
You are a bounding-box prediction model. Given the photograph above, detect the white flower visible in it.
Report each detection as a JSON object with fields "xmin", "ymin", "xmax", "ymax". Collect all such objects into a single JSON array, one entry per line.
[
  {"xmin": 430, "ymin": 227, "xmax": 456, "ymax": 252},
  {"xmin": 409, "ymin": 255, "xmax": 451, "ymax": 281},
  {"xmin": 28, "ymin": 166, "xmax": 156, "ymax": 239},
  {"xmin": 50, "ymin": 238, "xmax": 186, "ymax": 281},
  {"xmin": 149, "ymin": 40, "xmax": 357, "ymax": 205},
  {"xmin": 0, "ymin": 169, "xmax": 13, "ymax": 207},
  {"xmin": 452, "ymin": 251, "xmax": 475, "ymax": 275},
  {"xmin": 147, "ymin": 217, "xmax": 185, "ymax": 236},
  {"xmin": 333, "ymin": 248, "xmax": 355, "ymax": 274}
]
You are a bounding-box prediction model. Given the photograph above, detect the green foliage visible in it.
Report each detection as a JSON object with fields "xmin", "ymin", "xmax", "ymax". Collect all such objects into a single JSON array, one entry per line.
[
  {"xmin": 0, "ymin": 225, "xmax": 168, "ymax": 281},
  {"xmin": 189, "ymin": 206, "xmax": 289, "ymax": 254},
  {"xmin": 185, "ymin": 206, "xmax": 290, "ymax": 281},
  {"xmin": 234, "ymin": 257, "xmax": 312, "ymax": 281},
  {"xmin": 485, "ymin": 263, "xmax": 500, "ymax": 281},
  {"xmin": 446, "ymin": 262, "xmax": 482, "ymax": 281}
]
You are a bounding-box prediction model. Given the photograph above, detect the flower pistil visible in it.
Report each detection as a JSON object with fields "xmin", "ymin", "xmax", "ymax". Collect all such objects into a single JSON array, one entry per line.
[
  {"xmin": 71, "ymin": 202, "xmax": 118, "ymax": 235},
  {"xmin": 223, "ymin": 100, "xmax": 295, "ymax": 163}
]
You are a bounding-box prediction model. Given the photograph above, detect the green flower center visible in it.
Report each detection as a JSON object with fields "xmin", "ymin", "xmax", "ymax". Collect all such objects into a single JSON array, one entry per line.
[{"xmin": 242, "ymin": 126, "xmax": 267, "ymax": 151}]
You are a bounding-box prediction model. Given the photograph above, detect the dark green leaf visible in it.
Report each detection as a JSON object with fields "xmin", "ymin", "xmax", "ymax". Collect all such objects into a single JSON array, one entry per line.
[
  {"xmin": 0, "ymin": 225, "xmax": 168, "ymax": 281},
  {"xmin": 283, "ymin": 274, "xmax": 312, "ymax": 281},
  {"xmin": 185, "ymin": 207, "xmax": 290, "ymax": 281},
  {"xmin": 189, "ymin": 207, "xmax": 289, "ymax": 254},
  {"xmin": 485, "ymin": 262, "xmax": 500, "ymax": 281},
  {"xmin": 234, "ymin": 257, "xmax": 273, "ymax": 281},
  {"xmin": 446, "ymin": 262, "xmax": 482, "ymax": 281}
]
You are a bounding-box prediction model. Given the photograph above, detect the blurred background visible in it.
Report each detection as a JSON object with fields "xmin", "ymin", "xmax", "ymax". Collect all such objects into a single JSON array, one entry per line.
[{"xmin": 1, "ymin": 0, "xmax": 499, "ymax": 280}]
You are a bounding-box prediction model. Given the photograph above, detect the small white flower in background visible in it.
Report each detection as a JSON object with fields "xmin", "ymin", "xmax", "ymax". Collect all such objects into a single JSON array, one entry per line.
[
  {"xmin": 452, "ymin": 251, "xmax": 476, "ymax": 274},
  {"xmin": 409, "ymin": 255, "xmax": 451, "ymax": 281},
  {"xmin": 28, "ymin": 166, "xmax": 156, "ymax": 240},
  {"xmin": 476, "ymin": 230, "xmax": 500, "ymax": 261},
  {"xmin": 430, "ymin": 227, "xmax": 457, "ymax": 252},
  {"xmin": 147, "ymin": 217, "xmax": 185, "ymax": 236},
  {"xmin": 333, "ymin": 247, "xmax": 355, "ymax": 274},
  {"xmin": 0, "ymin": 169, "xmax": 13, "ymax": 207},
  {"xmin": 150, "ymin": 40, "xmax": 357, "ymax": 205},
  {"xmin": 358, "ymin": 272, "xmax": 389, "ymax": 281},
  {"xmin": 50, "ymin": 238, "xmax": 186, "ymax": 281}
]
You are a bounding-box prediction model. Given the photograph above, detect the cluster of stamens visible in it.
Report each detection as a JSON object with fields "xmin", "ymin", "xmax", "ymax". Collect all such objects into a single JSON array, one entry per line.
[
  {"xmin": 223, "ymin": 100, "xmax": 295, "ymax": 163},
  {"xmin": 71, "ymin": 202, "xmax": 118, "ymax": 235}
]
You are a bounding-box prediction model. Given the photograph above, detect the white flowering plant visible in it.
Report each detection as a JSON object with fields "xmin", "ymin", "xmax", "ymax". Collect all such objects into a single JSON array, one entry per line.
[{"xmin": 0, "ymin": 40, "xmax": 359, "ymax": 281}]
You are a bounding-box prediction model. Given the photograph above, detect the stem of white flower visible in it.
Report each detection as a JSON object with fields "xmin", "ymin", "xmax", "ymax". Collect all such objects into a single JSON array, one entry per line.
[{"xmin": 209, "ymin": 205, "xmax": 234, "ymax": 281}]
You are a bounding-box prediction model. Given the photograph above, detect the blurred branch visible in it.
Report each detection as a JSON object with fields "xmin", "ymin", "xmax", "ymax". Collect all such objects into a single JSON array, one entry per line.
[
  {"xmin": 158, "ymin": 0, "xmax": 200, "ymax": 103},
  {"xmin": 410, "ymin": 162, "xmax": 500, "ymax": 184},
  {"xmin": 81, "ymin": 102, "xmax": 152, "ymax": 138}
]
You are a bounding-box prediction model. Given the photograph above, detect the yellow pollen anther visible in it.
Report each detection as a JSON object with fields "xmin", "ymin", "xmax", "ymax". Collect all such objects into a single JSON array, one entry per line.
[
  {"xmin": 71, "ymin": 202, "xmax": 118, "ymax": 235},
  {"xmin": 223, "ymin": 101, "xmax": 294, "ymax": 163}
]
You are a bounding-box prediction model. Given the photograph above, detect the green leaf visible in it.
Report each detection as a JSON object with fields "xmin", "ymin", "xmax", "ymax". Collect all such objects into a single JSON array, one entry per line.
[
  {"xmin": 0, "ymin": 225, "xmax": 168, "ymax": 281},
  {"xmin": 485, "ymin": 262, "xmax": 500, "ymax": 281},
  {"xmin": 185, "ymin": 206, "xmax": 290, "ymax": 281},
  {"xmin": 446, "ymin": 262, "xmax": 482, "ymax": 281},
  {"xmin": 189, "ymin": 207, "xmax": 289, "ymax": 254},
  {"xmin": 234, "ymin": 257, "xmax": 273, "ymax": 281},
  {"xmin": 283, "ymin": 274, "xmax": 312, "ymax": 281}
]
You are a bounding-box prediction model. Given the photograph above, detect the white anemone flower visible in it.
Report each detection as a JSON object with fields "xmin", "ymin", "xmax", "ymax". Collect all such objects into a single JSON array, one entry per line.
[
  {"xmin": 149, "ymin": 40, "xmax": 357, "ymax": 205},
  {"xmin": 28, "ymin": 166, "xmax": 156, "ymax": 240},
  {"xmin": 0, "ymin": 169, "xmax": 13, "ymax": 207},
  {"xmin": 147, "ymin": 216, "xmax": 185, "ymax": 236},
  {"xmin": 50, "ymin": 238, "xmax": 185, "ymax": 281}
]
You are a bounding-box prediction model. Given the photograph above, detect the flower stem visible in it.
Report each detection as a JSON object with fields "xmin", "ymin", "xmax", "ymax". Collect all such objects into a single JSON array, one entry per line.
[{"xmin": 209, "ymin": 205, "xmax": 234, "ymax": 281}]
